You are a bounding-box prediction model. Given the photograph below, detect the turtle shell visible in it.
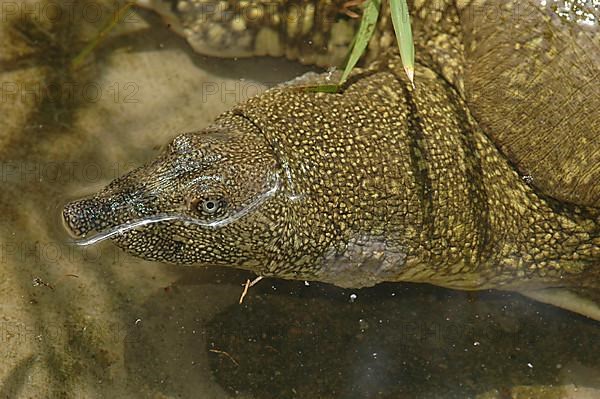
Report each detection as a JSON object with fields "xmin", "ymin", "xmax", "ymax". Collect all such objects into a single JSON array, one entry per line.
[{"xmin": 459, "ymin": 0, "xmax": 600, "ymax": 207}]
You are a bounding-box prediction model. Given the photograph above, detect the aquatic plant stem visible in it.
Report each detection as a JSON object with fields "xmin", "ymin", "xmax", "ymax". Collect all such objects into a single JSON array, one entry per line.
[{"xmin": 71, "ymin": 2, "xmax": 134, "ymax": 70}]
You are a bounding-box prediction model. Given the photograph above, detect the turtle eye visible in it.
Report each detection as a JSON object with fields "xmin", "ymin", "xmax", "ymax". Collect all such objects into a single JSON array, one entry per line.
[
  {"xmin": 191, "ymin": 197, "xmax": 228, "ymax": 217},
  {"xmin": 201, "ymin": 199, "xmax": 219, "ymax": 214}
]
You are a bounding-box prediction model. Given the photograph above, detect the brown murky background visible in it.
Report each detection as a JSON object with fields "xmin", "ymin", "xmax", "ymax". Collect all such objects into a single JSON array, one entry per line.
[{"xmin": 0, "ymin": 1, "xmax": 598, "ymax": 398}]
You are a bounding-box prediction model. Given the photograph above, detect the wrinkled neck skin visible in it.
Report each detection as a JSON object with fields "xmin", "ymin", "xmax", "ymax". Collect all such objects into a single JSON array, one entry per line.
[{"xmin": 236, "ymin": 60, "xmax": 599, "ymax": 291}]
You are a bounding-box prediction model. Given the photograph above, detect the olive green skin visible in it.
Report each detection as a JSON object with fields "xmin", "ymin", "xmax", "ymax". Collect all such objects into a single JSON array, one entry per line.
[{"xmin": 64, "ymin": 1, "xmax": 599, "ymax": 310}]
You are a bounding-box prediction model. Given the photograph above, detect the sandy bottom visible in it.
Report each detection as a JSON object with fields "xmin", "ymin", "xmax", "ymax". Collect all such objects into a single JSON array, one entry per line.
[{"xmin": 0, "ymin": 1, "xmax": 598, "ymax": 398}]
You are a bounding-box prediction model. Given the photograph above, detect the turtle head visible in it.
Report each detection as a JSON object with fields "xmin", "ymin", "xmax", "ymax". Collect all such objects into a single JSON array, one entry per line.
[{"xmin": 62, "ymin": 115, "xmax": 285, "ymax": 267}]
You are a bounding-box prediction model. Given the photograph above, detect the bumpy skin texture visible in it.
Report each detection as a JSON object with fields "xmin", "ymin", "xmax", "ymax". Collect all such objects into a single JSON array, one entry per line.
[
  {"xmin": 135, "ymin": 0, "xmax": 364, "ymax": 66},
  {"xmin": 64, "ymin": 1, "xmax": 599, "ymax": 312}
]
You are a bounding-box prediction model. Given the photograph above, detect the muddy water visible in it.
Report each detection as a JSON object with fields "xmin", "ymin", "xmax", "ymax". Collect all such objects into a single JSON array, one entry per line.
[{"xmin": 0, "ymin": 1, "xmax": 598, "ymax": 398}]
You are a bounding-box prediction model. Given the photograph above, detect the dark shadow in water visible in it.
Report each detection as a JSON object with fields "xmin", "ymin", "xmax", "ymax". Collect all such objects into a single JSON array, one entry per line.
[
  {"xmin": 124, "ymin": 268, "xmax": 600, "ymax": 398},
  {"xmin": 0, "ymin": 355, "xmax": 36, "ymax": 398}
]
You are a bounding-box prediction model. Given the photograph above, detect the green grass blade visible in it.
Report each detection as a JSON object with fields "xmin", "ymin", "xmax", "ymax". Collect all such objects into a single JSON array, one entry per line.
[
  {"xmin": 338, "ymin": 0, "xmax": 381, "ymax": 86},
  {"xmin": 307, "ymin": 0, "xmax": 380, "ymax": 93},
  {"xmin": 390, "ymin": 0, "xmax": 415, "ymax": 85}
]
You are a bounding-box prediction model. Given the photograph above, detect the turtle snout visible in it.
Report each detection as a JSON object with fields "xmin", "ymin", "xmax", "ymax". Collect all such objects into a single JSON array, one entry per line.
[{"xmin": 62, "ymin": 198, "xmax": 101, "ymax": 238}]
